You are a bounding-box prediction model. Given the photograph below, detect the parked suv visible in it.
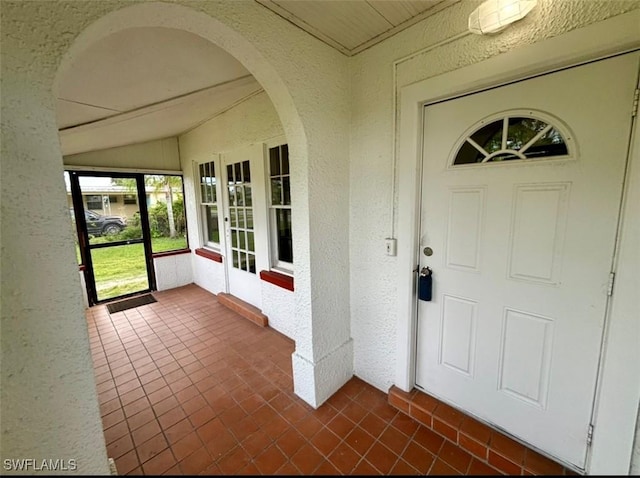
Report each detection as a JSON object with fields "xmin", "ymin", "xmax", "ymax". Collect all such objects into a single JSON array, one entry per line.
[{"xmin": 71, "ymin": 209, "xmax": 127, "ymax": 236}]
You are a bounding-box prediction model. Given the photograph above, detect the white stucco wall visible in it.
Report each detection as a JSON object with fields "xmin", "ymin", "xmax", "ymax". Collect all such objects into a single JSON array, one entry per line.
[
  {"xmin": 261, "ymin": 281, "xmax": 296, "ymax": 339},
  {"xmin": 1, "ymin": 2, "xmax": 111, "ymax": 472},
  {"xmin": 64, "ymin": 137, "xmax": 181, "ymax": 171},
  {"xmin": 192, "ymin": 255, "xmax": 226, "ymax": 296},
  {"xmin": 153, "ymin": 253, "xmax": 193, "ymax": 291},
  {"xmin": 2, "ymin": 4, "xmax": 351, "ymax": 471}
]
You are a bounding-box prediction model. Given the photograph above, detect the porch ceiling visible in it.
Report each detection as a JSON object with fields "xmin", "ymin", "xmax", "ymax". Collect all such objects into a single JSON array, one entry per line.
[
  {"xmin": 57, "ymin": 1, "xmax": 458, "ymax": 156},
  {"xmin": 255, "ymin": 0, "xmax": 457, "ymax": 55},
  {"xmin": 57, "ymin": 26, "xmax": 262, "ymax": 156}
]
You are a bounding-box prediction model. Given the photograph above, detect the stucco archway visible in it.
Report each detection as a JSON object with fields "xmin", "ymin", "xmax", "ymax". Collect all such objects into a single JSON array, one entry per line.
[
  {"xmin": 53, "ymin": 0, "xmax": 314, "ymax": 373},
  {"xmin": 54, "ymin": 2, "xmax": 307, "ymax": 152},
  {"xmin": 2, "ymin": 3, "xmax": 351, "ymax": 472},
  {"xmin": 53, "ymin": 0, "xmax": 353, "ymax": 408}
]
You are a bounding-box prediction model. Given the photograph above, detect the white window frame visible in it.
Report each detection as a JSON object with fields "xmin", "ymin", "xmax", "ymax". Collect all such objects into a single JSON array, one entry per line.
[
  {"xmin": 265, "ymin": 138, "xmax": 293, "ymax": 274},
  {"xmin": 196, "ymin": 157, "xmax": 223, "ymax": 251}
]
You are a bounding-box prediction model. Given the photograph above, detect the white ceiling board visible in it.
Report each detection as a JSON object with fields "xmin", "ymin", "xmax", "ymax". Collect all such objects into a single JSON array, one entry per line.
[
  {"xmin": 59, "ymin": 77, "xmax": 263, "ymax": 156},
  {"xmin": 56, "ymin": 99, "xmax": 120, "ymax": 129},
  {"xmin": 257, "ymin": 0, "xmax": 458, "ymax": 55},
  {"xmin": 368, "ymin": 0, "xmax": 443, "ymax": 26},
  {"xmin": 56, "ymin": 1, "xmax": 461, "ymax": 156},
  {"xmin": 272, "ymin": 0, "xmax": 392, "ymax": 51},
  {"xmin": 367, "ymin": 1, "xmax": 415, "ymax": 26},
  {"xmin": 57, "ymin": 27, "xmax": 250, "ymax": 115},
  {"xmin": 400, "ymin": 0, "xmax": 448, "ymax": 17}
]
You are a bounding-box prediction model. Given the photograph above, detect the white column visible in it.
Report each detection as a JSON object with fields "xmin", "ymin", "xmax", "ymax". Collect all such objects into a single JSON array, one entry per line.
[{"xmin": 1, "ymin": 22, "xmax": 110, "ymax": 474}]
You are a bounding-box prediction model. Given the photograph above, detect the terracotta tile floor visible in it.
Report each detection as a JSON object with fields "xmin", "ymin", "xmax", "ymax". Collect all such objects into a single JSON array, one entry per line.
[{"xmin": 88, "ymin": 284, "xmax": 501, "ymax": 475}]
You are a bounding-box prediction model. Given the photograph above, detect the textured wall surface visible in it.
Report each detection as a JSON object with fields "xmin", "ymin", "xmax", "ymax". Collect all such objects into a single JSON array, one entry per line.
[
  {"xmin": 1, "ymin": 2, "xmax": 113, "ymax": 472},
  {"xmin": 154, "ymin": 253, "xmax": 193, "ymax": 291},
  {"xmin": 293, "ymin": 338, "xmax": 354, "ymax": 408},
  {"xmin": 348, "ymin": 0, "xmax": 640, "ymax": 393},
  {"xmin": 191, "ymin": 255, "xmax": 226, "ymax": 296},
  {"xmin": 261, "ymin": 281, "xmax": 295, "ymax": 339}
]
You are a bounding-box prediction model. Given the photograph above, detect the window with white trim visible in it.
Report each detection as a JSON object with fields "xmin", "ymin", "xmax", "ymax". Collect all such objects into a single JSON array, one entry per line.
[
  {"xmin": 198, "ymin": 160, "xmax": 221, "ymax": 249},
  {"xmin": 268, "ymin": 144, "xmax": 293, "ymax": 271}
]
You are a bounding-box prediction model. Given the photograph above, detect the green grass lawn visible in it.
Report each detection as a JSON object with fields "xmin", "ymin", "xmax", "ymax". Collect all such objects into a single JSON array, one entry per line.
[
  {"xmin": 82, "ymin": 237, "xmax": 188, "ymax": 301},
  {"xmin": 152, "ymin": 236, "xmax": 188, "ymax": 253}
]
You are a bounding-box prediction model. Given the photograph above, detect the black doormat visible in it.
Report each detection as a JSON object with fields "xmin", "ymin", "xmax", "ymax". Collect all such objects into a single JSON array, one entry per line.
[{"xmin": 107, "ymin": 294, "xmax": 157, "ymax": 314}]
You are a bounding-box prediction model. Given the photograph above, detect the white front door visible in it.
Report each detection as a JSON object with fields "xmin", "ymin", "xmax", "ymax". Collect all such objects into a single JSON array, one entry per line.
[
  {"xmin": 416, "ymin": 53, "xmax": 639, "ymax": 469},
  {"xmin": 222, "ymin": 145, "xmax": 268, "ymax": 308}
]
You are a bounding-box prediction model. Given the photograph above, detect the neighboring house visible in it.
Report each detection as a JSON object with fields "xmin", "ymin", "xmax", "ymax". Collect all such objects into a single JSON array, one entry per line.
[
  {"xmin": 64, "ymin": 183, "xmax": 178, "ymax": 220},
  {"xmin": 2, "ymin": 1, "xmax": 639, "ymax": 476},
  {"xmin": 67, "ymin": 185, "xmax": 149, "ymax": 220}
]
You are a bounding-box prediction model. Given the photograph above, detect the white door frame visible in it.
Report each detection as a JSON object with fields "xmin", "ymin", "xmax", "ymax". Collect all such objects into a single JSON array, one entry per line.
[{"xmin": 395, "ymin": 11, "xmax": 640, "ymax": 475}]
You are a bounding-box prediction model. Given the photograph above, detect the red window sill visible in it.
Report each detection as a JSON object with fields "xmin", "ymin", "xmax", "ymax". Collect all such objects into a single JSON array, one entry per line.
[
  {"xmin": 195, "ymin": 248, "xmax": 223, "ymax": 263},
  {"xmin": 260, "ymin": 270, "xmax": 294, "ymax": 291},
  {"xmin": 152, "ymin": 248, "xmax": 191, "ymax": 259}
]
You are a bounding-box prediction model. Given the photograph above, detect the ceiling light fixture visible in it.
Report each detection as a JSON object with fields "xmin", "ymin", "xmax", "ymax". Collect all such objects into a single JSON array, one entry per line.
[{"xmin": 468, "ymin": 0, "xmax": 538, "ymax": 35}]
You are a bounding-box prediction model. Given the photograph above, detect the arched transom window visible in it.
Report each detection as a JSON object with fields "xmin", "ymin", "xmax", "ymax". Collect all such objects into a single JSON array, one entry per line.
[{"xmin": 452, "ymin": 113, "xmax": 572, "ymax": 166}]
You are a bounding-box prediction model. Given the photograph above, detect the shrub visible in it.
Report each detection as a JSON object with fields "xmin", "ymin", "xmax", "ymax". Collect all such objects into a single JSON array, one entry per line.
[
  {"xmin": 117, "ymin": 225, "xmax": 143, "ymax": 240},
  {"xmin": 147, "ymin": 197, "xmax": 185, "ymax": 238}
]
